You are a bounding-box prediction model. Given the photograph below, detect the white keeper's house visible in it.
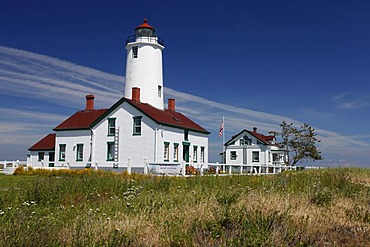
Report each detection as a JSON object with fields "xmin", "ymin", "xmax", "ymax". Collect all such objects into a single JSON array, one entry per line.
[
  {"xmin": 224, "ymin": 127, "xmax": 286, "ymax": 172},
  {"xmin": 27, "ymin": 19, "xmax": 210, "ymax": 172}
]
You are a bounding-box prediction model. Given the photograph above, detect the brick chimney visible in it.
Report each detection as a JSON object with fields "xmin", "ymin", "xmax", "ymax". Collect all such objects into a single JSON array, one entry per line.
[
  {"xmin": 85, "ymin": 94, "xmax": 95, "ymax": 111},
  {"xmin": 253, "ymin": 127, "xmax": 257, "ymax": 133},
  {"xmin": 132, "ymin": 87, "xmax": 140, "ymax": 102},
  {"xmin": 168, "ymin": 98, "xmax": 175, "ymax": 111}
]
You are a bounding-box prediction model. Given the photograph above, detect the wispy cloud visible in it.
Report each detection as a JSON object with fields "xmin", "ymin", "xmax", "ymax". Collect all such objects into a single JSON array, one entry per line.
[
  {"xmin": 332, "ymin": 92, "xmax": 370, "ymax": 110},
  {"xmin": 1, "ymin": 46, "xmax": 369, "ymax": 165}
]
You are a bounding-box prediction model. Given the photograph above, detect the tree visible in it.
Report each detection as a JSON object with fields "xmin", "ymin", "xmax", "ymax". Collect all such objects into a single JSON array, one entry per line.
[{"xmin": 279, "ymin": 121, "xmax": 323, "ymax": 166}]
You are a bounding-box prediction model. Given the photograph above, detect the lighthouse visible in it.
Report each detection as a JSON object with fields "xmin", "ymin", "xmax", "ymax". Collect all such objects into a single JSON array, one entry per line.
[{"xmin": 124, "ymin": 19, "xmax": 165, "ymax": 110}]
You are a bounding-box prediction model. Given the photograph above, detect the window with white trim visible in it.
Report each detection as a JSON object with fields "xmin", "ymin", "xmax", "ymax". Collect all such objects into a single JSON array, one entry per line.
[
  {"xmin": 133, "ymin": 116, "xmax": 142, "ymax": 135},
  {"xmin": 230, "ymin": 151, "xmax": 237, "ymax": 160},
  {"xmin": 107, "ymin": 142, "xmax": 114, "ymax": 161},
  {"xmin": 38, "ymin": 152, "xmax": 44, "ymax": 161},
  {"xmin": 193, "ymin": 146, "xmax": 198, "ymax": 163},
  {"xmin": 164, "ymin": 142, "xmax": 170, "ymax": 161},
  {"xmin": 108, "ymin": 118, "xmax": 116, "ymax": 136},
  {"xmin": 252, "ymin": 151, "xmax": 259, "ymax": 162},
  {"xmin": 59, "ymin": 144, "xmax": 66, "ymax": 161},
  {"xmin": 174, "ymin": 143, "xmax": 179, "ymax": 162},
  {"xmin": 76, "ymin": 144, "xmax": 83, "ymax": 161},
  {"xmin": 200, "ymin": 146, "xmax": 205, "ymax": 163}
]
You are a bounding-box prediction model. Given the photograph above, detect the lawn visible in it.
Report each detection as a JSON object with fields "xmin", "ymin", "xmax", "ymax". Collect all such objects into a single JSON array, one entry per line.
[{"xmin": 0, "ymin": 168, "xmax": 369, "ymax": 246}]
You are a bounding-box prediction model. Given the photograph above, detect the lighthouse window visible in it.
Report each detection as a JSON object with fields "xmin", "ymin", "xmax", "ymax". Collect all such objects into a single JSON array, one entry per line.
[
  {"xmin": 132, "ymin": 46, "xmax": 138, "ymax": 58},
  {"xmin": 158, "ymin": 85, "xmax": 162, "ymax": 97}
]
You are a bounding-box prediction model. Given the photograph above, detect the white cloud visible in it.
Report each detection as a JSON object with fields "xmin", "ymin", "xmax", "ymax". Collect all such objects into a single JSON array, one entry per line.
[{"xmin": 332, "ymin": 92, "xmax": 370, "ymax": 110}]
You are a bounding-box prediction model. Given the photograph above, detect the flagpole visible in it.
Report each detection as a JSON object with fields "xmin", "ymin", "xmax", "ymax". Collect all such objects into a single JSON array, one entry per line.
[{"xmin": 222, "ymin": 116, "xmax": 225, "ymax": 164}]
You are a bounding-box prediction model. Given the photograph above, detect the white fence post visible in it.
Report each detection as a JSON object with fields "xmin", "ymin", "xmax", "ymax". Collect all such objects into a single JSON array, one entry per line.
[
  {"xmin": 228, "ymin": 165, "xmax": 232, "ymax": 175},
  {"xmin": 144, "ymin": 157, "xmax": 148, "ymax": 175},
  {"xmin": 127, "ymin": 157, "xmax": 132, "ymax": 174},
  {"xmin": 216, "ymin": 162, "xmax": 219, "ymax": 175},
  {"xmin": 182, "ymin": 161, "xmax": 186, "ymax": 176}
]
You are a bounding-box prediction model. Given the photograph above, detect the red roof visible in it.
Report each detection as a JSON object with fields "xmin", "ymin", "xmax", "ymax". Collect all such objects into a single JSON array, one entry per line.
[
  {"xmin": 126, "ymin": 99, "xmax": 210, "ymax": 134},
  {"xmin": 51, "ymin": 98, "xmax": 209, "ymax": 134},
  {"xmin": 228, "ymin": 129, "xmax": 275, "ymax": 145},
  {"xmin": 53, "ymin": 109, "xmax": 107, "ymax": 131},
  {"xmin": 246, "ymin": 130, "xmax": 273, "ymax": 145},
  {"xmin": 29, "ymin": 133, "xmax": 55, "ymax": 151},
  {"xmin": 136, "ymin": 18, "xmax": 154, "ymax": 30}
]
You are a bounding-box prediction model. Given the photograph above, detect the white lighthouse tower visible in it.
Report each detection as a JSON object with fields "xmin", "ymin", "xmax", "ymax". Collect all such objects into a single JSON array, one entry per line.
[{"xmin": 124, "ymin": 19, "xmax": 165, "ymax": 109}]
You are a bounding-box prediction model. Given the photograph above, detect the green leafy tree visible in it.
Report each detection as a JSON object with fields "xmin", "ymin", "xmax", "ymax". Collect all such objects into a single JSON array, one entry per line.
[{"xmin": 279, "ymin": 121, "xmax": 323, "ymax": 166}]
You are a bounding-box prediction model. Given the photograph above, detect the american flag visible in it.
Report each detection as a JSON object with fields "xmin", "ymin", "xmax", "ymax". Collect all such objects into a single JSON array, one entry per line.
[{"xmin": 218, "ymin": 119, "xmax": 224, "ymax": 137}]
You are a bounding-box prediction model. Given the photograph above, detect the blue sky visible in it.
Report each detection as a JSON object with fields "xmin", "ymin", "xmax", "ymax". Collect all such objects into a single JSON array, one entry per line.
[{"xmin": 1, "ymin": 0, "xmax": 370, "ymax": 167}]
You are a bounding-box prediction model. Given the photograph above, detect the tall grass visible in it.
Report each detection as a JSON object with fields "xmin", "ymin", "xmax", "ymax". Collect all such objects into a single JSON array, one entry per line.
[{"xmin": 0, "ymin": 168, "xmax": 369, "ymax": 246}]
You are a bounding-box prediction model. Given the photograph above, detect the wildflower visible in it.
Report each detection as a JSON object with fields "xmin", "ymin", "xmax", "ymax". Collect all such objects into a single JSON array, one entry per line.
[
  {"xmin": 107, "ymin": 217, "xmax": 111, "ymax": 221},
  {"xmin": 71, "ymin": 205, "xmax": 74, "ymax": 208},
  {"xmin": 0, "ymin": 211, "xmax": 4, "ymax": 215}
]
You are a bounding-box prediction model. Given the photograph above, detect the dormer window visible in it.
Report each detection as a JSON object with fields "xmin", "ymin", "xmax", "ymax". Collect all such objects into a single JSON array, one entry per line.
[{"xmin": 241, "ymin": 135, "xmax": 252, "ymax": 145}]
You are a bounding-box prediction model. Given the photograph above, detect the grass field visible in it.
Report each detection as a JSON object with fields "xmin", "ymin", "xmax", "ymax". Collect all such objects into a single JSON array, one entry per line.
[{"xmin": 0, "ymin": 168, "xmax": 369, "ymax": 246}]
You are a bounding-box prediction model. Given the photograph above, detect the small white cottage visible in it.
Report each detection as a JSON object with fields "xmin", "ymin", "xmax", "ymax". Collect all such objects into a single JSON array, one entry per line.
[
  {"xmin": 28, "ymin": 19, "xmax": 210, "ymax": 172},
  {"xmin": 224, "ymin": 127, "xmax": 286, "ymax": 172}
]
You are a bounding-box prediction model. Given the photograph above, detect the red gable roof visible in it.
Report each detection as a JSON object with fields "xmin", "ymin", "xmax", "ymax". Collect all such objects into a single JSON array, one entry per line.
[
  {"xmin": 29, "ymin": 133, "xmax": 56, "ymax": 151},
  {"xmin": 51, "ymin": 98, "xmax": 209, "ymax": 134},
  {"xmin": 228, "ymin": 129, "xmax": 275, "ymax": 145},
  {"xmin": 246, "ymin": 130, "xmax": 273, "ymax": 145},
  {"xmin": 53, "ymin": 109, "xmax": 107, "ymax": 131},
  {"xmin": 125, "ymin": 99, "xmax": 210, "ymax": 134}
]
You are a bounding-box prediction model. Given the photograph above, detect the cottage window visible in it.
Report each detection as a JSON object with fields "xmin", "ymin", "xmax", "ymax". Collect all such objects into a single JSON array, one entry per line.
[
  {"xmin": 230, "ymin": 151, "xmax": 237, "ymax": 160},
  {"xmin": 108, "ymin": 118, "xmax": 116, "ymax": 136},
  {"xmin": 49, "ymin": 152, "xmax": 55, "ymax": 167},
  {"xmin": 76, "ymin": 144, "xmax": 83, "ymax": 161},
  {"xmin": 193, "ymin": 146, "xmax": 198, "ymax": 163},
  {"xmin": 59, "ymin": 144, "xmax": 66, "ymax": 161},
  {"xmin": 200, "ymin": 146, "xmax": 205, "ymax": 163},
  {"xmin": 173, "ymin": 143, "xmax": 179, "ymax": 162},
  {"xmin": 268, "ymin": 151, "xmax": 271, "ymax": 163},
  {"xmin": 133, "ymin": 116, "xmax": 142, "ymax": 135},
  {"xmin": 164, "ymin": 142, "xmax": 170, "ymax": 161},
  {"xmin": 252, "ymin": 151, "xmax": 259, "ymax": 162},
  {"xmin": 38, "ymin": 152, "xmax": 44, "ymax": 161},
  {"xmin": 107, "ymin": 142, "xmax": 114, "ymax": 161},
  {"xmin": 132, "ymin": 46, "xmax": 138, "ymax": 58}
]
